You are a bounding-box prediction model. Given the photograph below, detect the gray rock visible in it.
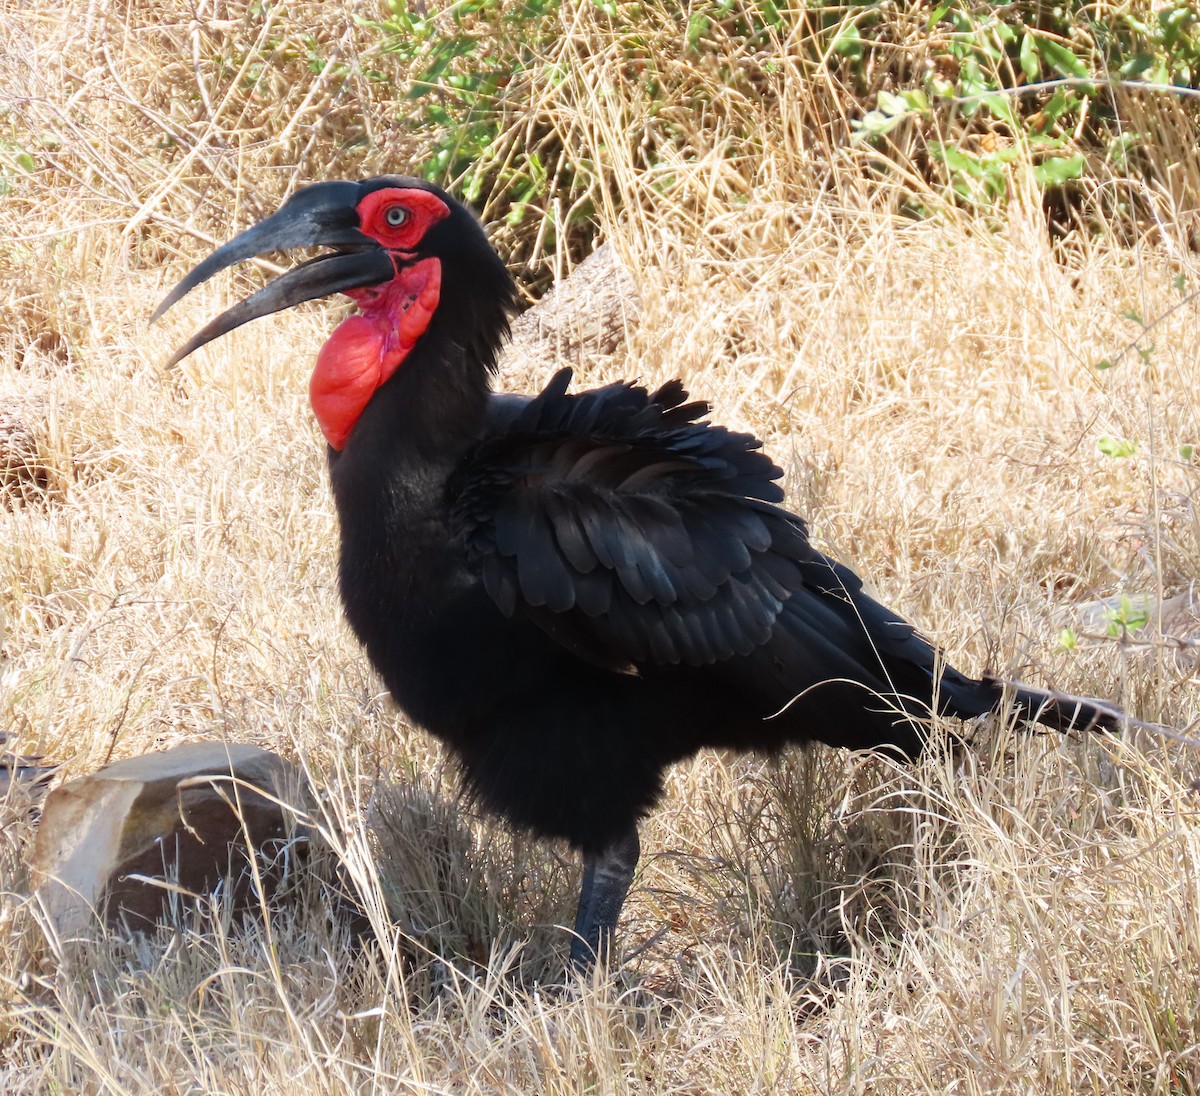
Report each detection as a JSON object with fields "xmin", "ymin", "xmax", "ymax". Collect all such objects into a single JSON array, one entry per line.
[
  {"xmin": 31, "ymin": 741, "xmax": 312, "ymax": 936},
  {"xmin": 1063, "ymin": 583, "xmax": 1200, "ymax": 675},
  {"xmin": 502, "ymin": 243, "xmax": 641, "ymax": 368}
]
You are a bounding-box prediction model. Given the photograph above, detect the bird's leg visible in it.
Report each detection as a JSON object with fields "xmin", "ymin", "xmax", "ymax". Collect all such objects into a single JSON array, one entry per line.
[{"xmin": 569, "ymin": 826, "xmax": 640, "ymax": 971}]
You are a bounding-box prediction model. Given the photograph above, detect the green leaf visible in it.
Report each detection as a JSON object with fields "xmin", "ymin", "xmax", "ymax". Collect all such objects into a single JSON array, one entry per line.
[
  {"xmin": 927, "ymin": 2, "xmax": 952, "ymax": 29},
  {"xmin": 1118, "ymin": 52, "xmax": 1157, "ymax": 79},
  {"xmin": 1105, "ymin": 595, "xmax": 1150, "ymax": 636},
  {"xmin": 1097, "ymin": 436, "xmax": 1138, "ymax": 458},
  {"xmin": 1094, "ymin": 358, "xmax": 1116, "ymax": 370},
  {"xmin": 1180, "ymin": 444, "xmax": 1195, "ymax": 461},
  {"xmin": 463, "ymin": 170, "xmax": 486, "ymax": 203},
  {"xmin": 876, "ymin": 90, "xmax": 912, "ymax": 116},
  {"xmin": 1121, "ymin": 308, "xmax": 1144, "ymax": 325},
  {"xmin": 833, "ymin": 23, "xmax": 862, "ymax": 59},
  {"xmin": 1033, "ymin": 154, "xmax": 1085, "ymax": 187},
  {"xmin": 1058, "ymin": 627, "xmax": 1078, "ymax": 650},
  {"xmin": 938, "ymin": 145, "xmax": 983, "ymax": 177},
  {"xmin": 852, "ymin": 90, "xmax": 923, "ymax": 141},
  {"xmin": 1040, "ymin": 88, "xmax": 1079, "ymax": 127},
  {"xmin": 1031, "ymin": 35, "xmax": 1090, "ymax": 80},
  {"xmin": 15, "ymin": 152, "xmax": 35, "ymax": 173},
  {"xmin": 1019, "ymin": 31, "xmax": 1040, "ymax": 81}
]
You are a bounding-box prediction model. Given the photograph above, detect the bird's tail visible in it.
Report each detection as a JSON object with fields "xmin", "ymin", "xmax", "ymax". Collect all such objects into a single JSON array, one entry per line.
[{"xmin": 986, "ymin": 675, "xmax": 1125, "ymax": 735}]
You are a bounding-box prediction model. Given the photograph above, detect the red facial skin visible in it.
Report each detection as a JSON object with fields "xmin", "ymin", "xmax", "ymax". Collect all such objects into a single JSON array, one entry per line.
[{"xmin": 308, "ymin": 188, "xmax": 450, "ymax": 450}]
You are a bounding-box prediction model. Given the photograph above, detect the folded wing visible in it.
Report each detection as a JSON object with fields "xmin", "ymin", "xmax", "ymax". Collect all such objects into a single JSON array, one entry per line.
[{"xmin": 452, "ymin": 368, "xmax": 813, "ymax": 673}]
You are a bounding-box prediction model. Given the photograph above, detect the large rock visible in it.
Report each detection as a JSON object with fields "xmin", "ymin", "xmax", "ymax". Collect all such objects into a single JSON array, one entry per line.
[
  {"xmin": 501, "ymin": 242, "xmax": 641, "ymax": 368},
  {"xmin": 1063, "ymin": 584, "xmax": 1200, "ymax": 676},
  {"xmin": 31, "ymin": 742, "xmax": 312, "ymax": 936}
]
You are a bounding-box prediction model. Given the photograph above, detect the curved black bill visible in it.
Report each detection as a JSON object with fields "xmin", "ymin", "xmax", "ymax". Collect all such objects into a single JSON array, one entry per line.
[
  {"xmin": 153, "ymin": 179, "xmax": 391, "ymax": 366},
  {"xmin": 162, "ymin": 249, "xmax": 396, "ymax": 368}
]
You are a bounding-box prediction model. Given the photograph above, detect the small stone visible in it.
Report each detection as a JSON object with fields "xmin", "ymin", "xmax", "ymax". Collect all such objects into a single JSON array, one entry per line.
[{"xmin": 31, "ymin": 741, "xmax": 312, "ymax": 936}]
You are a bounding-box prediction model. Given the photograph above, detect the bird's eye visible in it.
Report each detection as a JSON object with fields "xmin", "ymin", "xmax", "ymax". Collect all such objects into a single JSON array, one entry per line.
[{"xmin": 384, "ymin": 205, "xmax": 409, "ymax": 228}]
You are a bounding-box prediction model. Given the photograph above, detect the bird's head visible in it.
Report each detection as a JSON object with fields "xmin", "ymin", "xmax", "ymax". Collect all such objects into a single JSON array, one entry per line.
[{"xmin": 154, "ymin": 177, "xmax": 514, "ymax": 450}]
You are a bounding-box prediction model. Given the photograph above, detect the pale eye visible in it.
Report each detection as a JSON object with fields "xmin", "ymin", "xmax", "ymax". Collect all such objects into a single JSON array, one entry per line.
[{"xmin": 384, "ymin": 205, "xmax": 409, "ymax": 228}]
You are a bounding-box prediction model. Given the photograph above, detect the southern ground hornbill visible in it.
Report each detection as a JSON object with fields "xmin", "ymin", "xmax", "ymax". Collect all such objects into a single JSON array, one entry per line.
[{"xmin": 155, "ymin": 177, "xmax": 1122, "ymax": 968}]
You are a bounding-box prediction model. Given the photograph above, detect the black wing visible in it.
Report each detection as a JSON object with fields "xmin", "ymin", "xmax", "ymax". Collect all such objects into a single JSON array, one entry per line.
[
  {"xmin": 454, "ymin": 369, "xmax": 1123, "ymax": 751},
  {"xmin": 451, "ymin": 368, "xmax": 813, "ymax": 672}
]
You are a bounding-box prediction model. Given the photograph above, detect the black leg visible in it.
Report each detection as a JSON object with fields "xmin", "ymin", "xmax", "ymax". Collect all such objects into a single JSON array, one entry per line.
[{"xmin": 568, "ymin": 826, "xmax": 640, "ymax": 971}]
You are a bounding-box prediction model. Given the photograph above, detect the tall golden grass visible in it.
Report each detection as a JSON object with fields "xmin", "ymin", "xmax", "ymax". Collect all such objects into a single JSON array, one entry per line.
[{"xmin": 2, "ymin": 2, "xmax": 1199, "ymax": 1091}]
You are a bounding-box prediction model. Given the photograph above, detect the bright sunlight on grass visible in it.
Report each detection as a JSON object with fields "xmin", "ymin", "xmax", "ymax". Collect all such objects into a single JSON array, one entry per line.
[{"xmin": 2, "ymin": 2, "xmax": 1199, "ymax": 1091}]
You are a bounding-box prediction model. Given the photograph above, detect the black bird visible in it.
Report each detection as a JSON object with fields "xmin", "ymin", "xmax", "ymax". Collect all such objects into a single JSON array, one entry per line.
[{"xmin": 155, "ymin": 177, "xmax": 1123, "ymax": 968}]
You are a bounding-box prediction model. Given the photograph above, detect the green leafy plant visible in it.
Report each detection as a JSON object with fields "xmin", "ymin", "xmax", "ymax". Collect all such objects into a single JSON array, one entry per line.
[
  {"xmin": 1097, "ymin": 435, "xmax": 1139, "ymax": 458},
  {"xmin": 350, "ymin": 1, "xmax": 1199, "ymax": 272},
  {"xmin": 365, "ymin": 0, "xmax": 591, "ymax": 274},
  {"xmin": 1104, "ymin": 594, "xmax": 1152, "ymax": 636},
  {"xmin": 845, "ymin": 2, "xmax": 1199, "ymax": 216}
]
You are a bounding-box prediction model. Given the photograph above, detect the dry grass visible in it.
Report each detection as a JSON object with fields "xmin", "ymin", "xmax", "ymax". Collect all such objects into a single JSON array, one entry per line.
[{"xmin": 2, "ymin": 2, "xmax": 1200, "ymax": 1092}]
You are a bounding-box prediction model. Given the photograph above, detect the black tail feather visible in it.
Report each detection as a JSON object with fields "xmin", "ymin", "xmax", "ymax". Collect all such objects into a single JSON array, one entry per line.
[{"xmin": 987, "ymin": 675, "xmax": 1125, "ymax": 735}]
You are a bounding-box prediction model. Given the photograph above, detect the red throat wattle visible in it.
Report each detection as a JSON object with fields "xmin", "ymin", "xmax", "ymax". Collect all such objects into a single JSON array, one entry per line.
[{"xmin": 309, "ymin": 256, "xmax": 442, "ymax": 450}]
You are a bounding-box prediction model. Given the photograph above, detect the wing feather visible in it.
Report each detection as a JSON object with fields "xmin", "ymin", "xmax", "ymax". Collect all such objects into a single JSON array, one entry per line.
[{"xmin": 452, "ymin": 368, "xmax": 815, "ymax": 668}]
